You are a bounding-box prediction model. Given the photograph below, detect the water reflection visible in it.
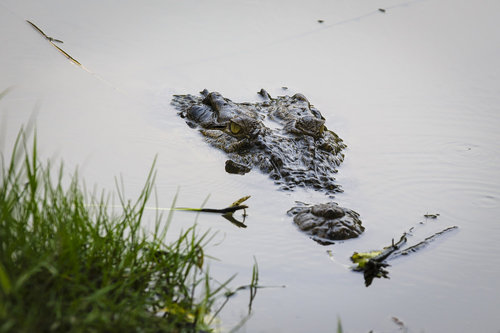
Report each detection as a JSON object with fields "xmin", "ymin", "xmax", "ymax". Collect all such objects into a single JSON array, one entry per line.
[{"xmin": 221, "ymin": 212, "xmax": 247, "ymax": 228}]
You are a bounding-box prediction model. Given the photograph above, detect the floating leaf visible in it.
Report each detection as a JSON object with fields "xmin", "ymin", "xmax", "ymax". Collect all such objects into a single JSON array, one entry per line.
[{"xmin": 350, "ymin": 251, "xmax": 382, "ymax": 270}]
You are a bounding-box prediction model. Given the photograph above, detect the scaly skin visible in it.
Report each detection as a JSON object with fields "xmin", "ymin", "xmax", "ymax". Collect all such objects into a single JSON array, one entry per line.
[{"xmin": 171, "ymin": 89, "xmax": 363, "ymax": 243}]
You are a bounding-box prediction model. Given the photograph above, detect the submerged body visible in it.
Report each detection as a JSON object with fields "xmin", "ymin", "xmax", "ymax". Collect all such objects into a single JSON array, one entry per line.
[{"xmin": 171, "ymin": 89, "xmax": 362, "ymax": 243}]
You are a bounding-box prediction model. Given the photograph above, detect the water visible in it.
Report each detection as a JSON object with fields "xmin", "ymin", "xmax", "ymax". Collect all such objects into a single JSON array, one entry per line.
[{"xmin": 1, "ymin": 0, "xmax": 500, "ymax": 331}]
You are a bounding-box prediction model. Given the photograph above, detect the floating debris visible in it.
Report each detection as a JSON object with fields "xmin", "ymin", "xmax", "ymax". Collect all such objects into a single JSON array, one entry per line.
[
  {"xmin": 175, "ymin": 195, "xmax": 250, "ymax": 227},
  {"xmin": 393, "ymin": 226, "xmax": 458, "ymax": 256},
  {"xmin": 317, "ymin": 19, "xmax": 324, "ymax": 23},
  {"xmin": 351, "ymin": 226, "xmax": 458, "ymax": 286},
  {"xmin": 26, "ymin": 20, "xmax": 64, "ymax": 43},
  {"xmin": 26, "ymin": 20, "xmax": 81, "ymax": 66},
  {"xmin": 391, "ymin": 317, "xmax": 406, "ymax": 329},
  {"xmin": 378, "ymin": 8, "xmax": 386, "ymax": 13},
  {"xmin": 424, "ymin": 213, "xmax": 440, "ymax": 219},
  {"xmin": 89, "ymin": 196, "xmax": 250, "ymax": 228}
]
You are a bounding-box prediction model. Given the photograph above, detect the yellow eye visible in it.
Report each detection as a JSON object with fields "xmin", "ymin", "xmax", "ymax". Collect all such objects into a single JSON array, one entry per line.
[
  {"xmin": 319, "ymin": 124, "xmax": 325, "ymax": 135},
  {"xmin": 230, "ymin": 122, "xmax": 241, "ymax": 134}
]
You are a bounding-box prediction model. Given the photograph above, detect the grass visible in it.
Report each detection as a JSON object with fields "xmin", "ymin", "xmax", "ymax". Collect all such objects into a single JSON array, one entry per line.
[{"xmin": 0, "ymin": 129, "xmax": 254, "ymax": 332}]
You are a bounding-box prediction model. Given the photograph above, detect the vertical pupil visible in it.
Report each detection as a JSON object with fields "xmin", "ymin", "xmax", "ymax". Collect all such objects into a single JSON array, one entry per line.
[{"xmin": 231, "ymin": 122, "xmax": 241, "ymax": 134}]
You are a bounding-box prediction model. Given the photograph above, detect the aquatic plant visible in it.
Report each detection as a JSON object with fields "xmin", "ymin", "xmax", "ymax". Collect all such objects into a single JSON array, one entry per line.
[{"xmin": 0, "ymin": 129, "xmax": 255, "ymax": 332}]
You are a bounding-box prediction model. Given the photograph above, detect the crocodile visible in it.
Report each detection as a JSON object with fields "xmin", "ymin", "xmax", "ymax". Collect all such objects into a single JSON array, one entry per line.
[
  {"xmin": 287, "ymin": 202, "xmax": 363, "ymax": 244},
  {"xmin": 171, "ymin": 89, "xmax": 363, "ymax": 244}
]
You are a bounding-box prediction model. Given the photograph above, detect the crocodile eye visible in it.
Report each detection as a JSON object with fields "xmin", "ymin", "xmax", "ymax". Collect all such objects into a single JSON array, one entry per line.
[{"xmin": 230, "ymin": 121, "xmax": 241, "ymax": 134}]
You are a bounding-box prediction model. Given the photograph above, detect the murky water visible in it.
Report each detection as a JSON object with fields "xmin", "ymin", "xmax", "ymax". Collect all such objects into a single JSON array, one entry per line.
[{"xmin": 1, "ymin": 0, "xmax": 500, "ymax": 331}]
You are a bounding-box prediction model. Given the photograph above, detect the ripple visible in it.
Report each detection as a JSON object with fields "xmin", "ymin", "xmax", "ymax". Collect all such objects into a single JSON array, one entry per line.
[
  {"xmin": 435, "ymin": 140, "xmax": 499, "ymax": 167},
  {"xmin": 471, "ymin": 194, "xmax": 500, "ymax": 209}
]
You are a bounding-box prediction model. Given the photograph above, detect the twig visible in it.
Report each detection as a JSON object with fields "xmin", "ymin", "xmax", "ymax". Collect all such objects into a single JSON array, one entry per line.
[
  {"xmin": 175, "ymin": 205, "xmax": 248, "ymax": 214},
  {"xmin": 26, "ymin": 20, "xmax": 81, "ymax": 66},
  {"xmin": 392, "ymin": 226, "xmax": 458, "ymax": 257}
]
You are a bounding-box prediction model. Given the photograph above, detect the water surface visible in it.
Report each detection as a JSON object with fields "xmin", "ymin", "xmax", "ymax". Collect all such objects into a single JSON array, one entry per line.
[{"xmin": 1, "ymin": 0, "xmax": 499, "ymax": 331}]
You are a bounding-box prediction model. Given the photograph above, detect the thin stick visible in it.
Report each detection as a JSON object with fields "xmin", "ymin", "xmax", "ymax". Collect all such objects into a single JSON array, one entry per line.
[
  {"xmin": 26, "ymin": 20, "xmax": 81, "ymax": 66},
  {"xmin": 392, "ymin": 226, "xmax": 458, "ymax": 257},
  {"xmin": 49, "ymin": 43, "xmax": 81, "ymax": 66},
  {"xmin": 26, "ymin": 20, "xmax": 64, "ymax": 43},
  {"xmin": 87, "ymin": 204, "xmax": 248, "ymax": 214},
  {"xmin": 176, "ymin": 205, "xmax": 248, "ymax": 214}
]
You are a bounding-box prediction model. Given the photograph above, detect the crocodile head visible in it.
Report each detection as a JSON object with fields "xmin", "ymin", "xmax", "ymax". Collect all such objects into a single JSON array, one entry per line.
[{"xmin": 172, "ymin": 89, "xmax": 346, "ymax": 194}]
